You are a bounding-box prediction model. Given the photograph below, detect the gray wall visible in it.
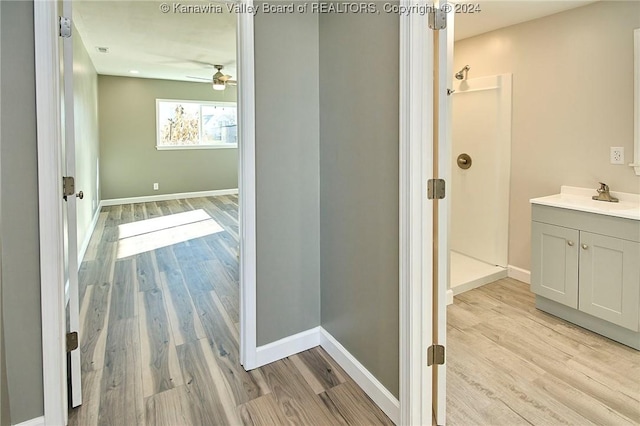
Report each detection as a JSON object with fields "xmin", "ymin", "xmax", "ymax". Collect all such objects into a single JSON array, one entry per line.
[
  {"xmin": 98, "ymin": 76, "xmax": 239, "ymax": 200},
  {"xmin": 454, "ymin": 1, "xmax": 640, "ymax": 271},
  {"xmin": 254, "ymin": 7, "xmax": 321, "ymax": 345},
  {"xmin": 0, "ymin": 4, "xmax": 7, "ymax": 424},
  {"xmin": 74, "ymin": 27, "xmax": 101, "ymax": 253},
  {"xmin": 0, "ymin": 1, "xmax": 44, "ymax": 423},
  {"xmin": 319, "ymin": 11, "xmax": 400, "ymax": 398}
]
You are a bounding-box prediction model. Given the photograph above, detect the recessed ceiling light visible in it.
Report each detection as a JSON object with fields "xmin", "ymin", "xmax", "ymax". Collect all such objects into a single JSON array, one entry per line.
[
  {"xmin": 129, "ymin": 70, "xmax": 139, "ymax": 74},
  {"xmin": 96, "ymin": 47, "xmax": 109, "ymax": 53}
]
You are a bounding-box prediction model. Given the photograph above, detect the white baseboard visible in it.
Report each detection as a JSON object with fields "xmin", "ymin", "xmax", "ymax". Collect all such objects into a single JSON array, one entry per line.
[
  {"xmin": 446, "ymin": 289, "xmax": 454, "ymax": 305},
  {"xmin": 14, "ymin": 416, "xmax": 45, "ymax": 426},
  {"xmin": 507, "ymin": 265, "xmax": 531, "ymax": 284},
  {"xmin": 100, "ymin": 188, "xmax": 239, "ymax": 207},
  {"xmin": 252, "ymin": 326, "xmax": 399, "ymax": 424},
  {"xmin": 254, "ymin": 327, "xmax": 320, "ymax": 368},
  {"xmin": 319, "ymin": 327, "xmax": 400, "ymax": 425},
  {"xmin": 77, "ymin": 205, "xmax": 101, "ymax": 266}
]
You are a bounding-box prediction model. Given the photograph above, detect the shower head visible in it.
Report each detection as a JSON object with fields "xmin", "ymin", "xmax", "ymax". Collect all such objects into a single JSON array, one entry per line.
[{"xmin": 455, "ymin": 65, "xmax": 470, "ymax": 80}]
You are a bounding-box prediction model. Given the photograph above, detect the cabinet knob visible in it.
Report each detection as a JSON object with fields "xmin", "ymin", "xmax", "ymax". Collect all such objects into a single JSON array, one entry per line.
[
  {"xmin": 567, "ymin": 241, "xmax": 574, "ymax": 246},
  {"xmin": 581, "ymin": 244, "xmax": 588, "ymax": 250}
]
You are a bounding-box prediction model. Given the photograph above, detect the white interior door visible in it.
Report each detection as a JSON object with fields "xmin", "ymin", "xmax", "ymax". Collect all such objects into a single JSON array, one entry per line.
[
  {"xmin": 61, "ymin": 0, "xmax": 82, "ymax": 408},
  {"xmin": 433, "ymin": 2, "xmax": 453, "ymax": 424}
]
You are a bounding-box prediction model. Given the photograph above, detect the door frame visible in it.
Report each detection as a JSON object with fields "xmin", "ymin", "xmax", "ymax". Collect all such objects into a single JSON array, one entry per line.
[
  {"xmin": 33, "ymin": 2, "xmax": 258, "ymax": 424},
  {"xmin": 35, "ymin": 1, "xmax": 434, "ymax": 424},
  {"xmin": 398, "ymin": 3, "xmax": 434, "ymax": 424}
]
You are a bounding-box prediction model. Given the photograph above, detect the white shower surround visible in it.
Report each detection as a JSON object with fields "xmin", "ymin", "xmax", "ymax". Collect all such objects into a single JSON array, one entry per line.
[{"xmin": 451, "ymin": 74, "xmax": 512, "ymax": 269}]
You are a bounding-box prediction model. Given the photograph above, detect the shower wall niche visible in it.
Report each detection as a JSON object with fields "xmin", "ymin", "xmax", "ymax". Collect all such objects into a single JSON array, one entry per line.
[{"xmin": 450, "ymin": 74, "xmax": 512, "ymax": 295}]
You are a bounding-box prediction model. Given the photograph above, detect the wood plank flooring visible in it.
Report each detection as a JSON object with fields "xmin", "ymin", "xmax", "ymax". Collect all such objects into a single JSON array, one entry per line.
[
  {"xmin": 69, "ymin": 196, "xmax": 391, "ymax": 426},
  {"xmin": 447, "ymin": 278, "xmax": 640, "ymax": 426}
]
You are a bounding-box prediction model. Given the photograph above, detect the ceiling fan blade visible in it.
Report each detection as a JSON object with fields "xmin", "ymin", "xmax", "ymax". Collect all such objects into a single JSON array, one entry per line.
[{"xmin": 226, "ymin": 80, "xmax": 238, "ymax": 86}]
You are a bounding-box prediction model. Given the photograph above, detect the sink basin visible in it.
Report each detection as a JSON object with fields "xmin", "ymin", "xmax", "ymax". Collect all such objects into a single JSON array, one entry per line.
[{"xmin": 531, "ymin": 186, "xmax": 640, "ymax": 221}]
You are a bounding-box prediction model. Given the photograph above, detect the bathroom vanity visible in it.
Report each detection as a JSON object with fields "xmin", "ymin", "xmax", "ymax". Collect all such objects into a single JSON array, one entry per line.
[{"xmin": 530, "ymin": 186, "xmax": 640, "ymax": 349}]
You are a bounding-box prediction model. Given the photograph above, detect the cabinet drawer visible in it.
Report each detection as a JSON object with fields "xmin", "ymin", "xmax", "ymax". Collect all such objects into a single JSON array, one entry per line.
[
  {"xmin": 531, "ymin": 222, "xmax": 579, "ymax": 308},
  {"xmin": 532, "ymin": 205, "xmax": 640, "ymax": 243}
]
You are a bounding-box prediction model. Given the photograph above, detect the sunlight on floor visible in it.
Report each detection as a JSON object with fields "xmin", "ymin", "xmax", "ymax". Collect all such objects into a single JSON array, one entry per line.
[{"xmin": 116, "ymin": 209, "xmax": 223, "ymax": 259}]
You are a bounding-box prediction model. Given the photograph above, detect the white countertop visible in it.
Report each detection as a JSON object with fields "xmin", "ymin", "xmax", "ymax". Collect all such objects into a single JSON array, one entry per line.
[{"xmin": 530, "ymin": 186, "xmax": 640, "ymax": 221}]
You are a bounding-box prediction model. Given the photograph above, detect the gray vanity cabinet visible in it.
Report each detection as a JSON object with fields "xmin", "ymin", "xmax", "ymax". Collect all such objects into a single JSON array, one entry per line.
[{"xmin": 531, "ymin": 204, "xmax": 640, "ymax": 348}]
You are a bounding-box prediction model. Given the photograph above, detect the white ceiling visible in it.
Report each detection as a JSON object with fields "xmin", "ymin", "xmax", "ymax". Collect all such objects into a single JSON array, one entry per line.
[
  {"xmin": 73, "ymin": 0, "xmax": 237, "ymax": 83},
  {"xmin": 73, "ymin": 0, "xmax": 597, "ymax": 82},
  {"xmin": 454, "ymin": 0, "xmax": 597, "ymax": 41}
]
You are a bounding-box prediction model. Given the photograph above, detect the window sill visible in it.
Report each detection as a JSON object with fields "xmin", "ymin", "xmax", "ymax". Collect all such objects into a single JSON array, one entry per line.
[{"xmin": 156, "ymin": 144, "xmax": 238, "ymax": 151}]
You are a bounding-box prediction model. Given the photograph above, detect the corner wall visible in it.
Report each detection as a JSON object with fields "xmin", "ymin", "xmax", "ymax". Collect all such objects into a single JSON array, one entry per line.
[
  {"xmin": 254, "ymin": 7, "xmax": 321, "ymax": 345},
  {"xmin": 454, "ymin": 1, "xmax": 640, "ymax": 271},
  {"xmin": 318, "ymin": 11, "xmax": 400, "ymax": 398},
  {"xmin": 98, "ymin": 76, "xmax": 239, "ymax": 200}
]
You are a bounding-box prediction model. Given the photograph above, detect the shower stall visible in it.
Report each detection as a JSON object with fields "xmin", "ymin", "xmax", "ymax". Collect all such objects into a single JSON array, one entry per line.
[{"xmin": 449, "ymin": 73, "xmax": 512, "ymax": 295}]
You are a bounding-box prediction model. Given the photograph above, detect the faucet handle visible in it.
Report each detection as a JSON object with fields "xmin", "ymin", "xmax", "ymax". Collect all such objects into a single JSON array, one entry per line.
[{"xmin": 598, "ymin": 182, "xmax": 609, "ymax": 192}]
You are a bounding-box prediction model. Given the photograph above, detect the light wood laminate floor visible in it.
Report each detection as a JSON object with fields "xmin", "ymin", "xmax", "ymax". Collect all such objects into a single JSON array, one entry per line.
[
  {"xmin": 69, "ymin": 196, "xmax": 392, "ymax": 426},
  {"xmin": 448, "ymin": 278, "xmax": 640, "ymax": 425}
]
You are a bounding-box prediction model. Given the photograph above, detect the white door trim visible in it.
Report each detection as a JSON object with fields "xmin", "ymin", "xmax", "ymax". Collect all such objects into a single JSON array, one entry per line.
[
  {"xmin": 33, "ymin": 4, "xmax": 258, "ymax": 425},
  {"xmin": 435, "ymin": 4, "xmax": 454, "ymax": 423},
  {"xmin": 34, "ymin": 2, "xmax": 68, "ymax": 424},
  {"xmin": 237, "ymin": 0, "xmax": 258, "ymax": 370},
  {"xmin": 399, "ymin": 3, "xmax": 434, "ymax": 425}
]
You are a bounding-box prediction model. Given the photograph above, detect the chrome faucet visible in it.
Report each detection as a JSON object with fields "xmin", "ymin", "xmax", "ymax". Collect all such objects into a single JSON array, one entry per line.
[{"xmin": 592, "ymin": 182, "xmax": 619, "ymax": 203}]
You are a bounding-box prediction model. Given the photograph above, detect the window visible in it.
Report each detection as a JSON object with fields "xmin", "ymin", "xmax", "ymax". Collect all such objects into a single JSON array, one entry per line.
[{"xmin": 156, "ymin": 99, "xmax": 237, "ymax": 149}]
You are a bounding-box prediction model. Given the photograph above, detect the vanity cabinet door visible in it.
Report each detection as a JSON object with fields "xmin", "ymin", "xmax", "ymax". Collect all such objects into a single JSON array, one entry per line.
[
  {"xmin": 578, "ymin": 232, "xmax": 640, "ymax": 331},
  {"xmin": 531, "ymin": 222, "xmax": 579, "ymax": 308}
]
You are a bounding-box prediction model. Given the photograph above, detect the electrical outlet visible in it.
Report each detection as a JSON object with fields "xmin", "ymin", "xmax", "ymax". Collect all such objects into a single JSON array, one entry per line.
[
  {"xmin": 153, "ymin": 183, "xmax": 159, "ymax": 191},
  {"xmin": 610, "ymin": 147, "xmax": 624, "ymax": 165}
]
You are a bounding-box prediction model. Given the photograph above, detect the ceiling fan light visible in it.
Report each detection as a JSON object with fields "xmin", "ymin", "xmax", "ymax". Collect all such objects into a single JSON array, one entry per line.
[{"xmin": 212, "ymin": 79, "xmax": 226, "ymax": 91}]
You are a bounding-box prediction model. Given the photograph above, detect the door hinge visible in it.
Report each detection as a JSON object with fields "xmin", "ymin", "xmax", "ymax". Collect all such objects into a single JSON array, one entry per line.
[
  {"xmin": 59, "ymin": 16, "xmax": 72, "ymax": 38},
  {"xmin": 427, "ymin": 179, "xmax": 446, "ymax": 200},
  {"xmin": 428, "ymin": 7, "xmax": 447, "ymax": 30},
  {"xmin": 427, "ymin": 344, "xmax": 445, "ymax": 366},
  {"xmin": 66, "ymin": 331, "xmax": 79, "ymax": 352},
  {"xmin": 63, "ymin": 176, "xmax": 75, "ymax": 200}
]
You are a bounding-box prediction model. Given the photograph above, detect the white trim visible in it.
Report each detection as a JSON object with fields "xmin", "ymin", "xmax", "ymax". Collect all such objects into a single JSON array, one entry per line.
[
  {"xmin": 237, "ymin": 0, "xmax": 258, "ymax": 370},
  {"xmin": 446, "ymin": 289, "xmax": 454, "ymax": 305},
  {"xmin": 399, "ymin": 1, "xmax": 433, "ymax": 424},
  {"xmin": 34, "ymin": 1, "xmax": 68, "ymax": 425},
  {"xmin": 632, "ymin": 28, "xmax": 639, "ymax": 175},
  {"xmin": 507, "ymin": 265, "xmax": 531, "ymax": 285},
  {"xmin": 254, "ymin": 327, "xmax": 320, "ymax": 368},
  {"xmin": 100, "ymin": 188, "xmax": 238, "ymax": 207},
  {"xmin": 156, "ymin": 145, "xmax": 238, "ymax": 151},
  {"xmin": 77, "ymin": 205, "xmax": 101, "ymax": 266},
  {"xmin": 434, "ymin": 4, "xmax": 454, "ymax": 424},
  {"xmin": 14, "ymin": 416, "xmax": 45, "ymax": 426},
  {"xmin": 320, "ymin": 328, "xmax": 400, "ymax": 424}
]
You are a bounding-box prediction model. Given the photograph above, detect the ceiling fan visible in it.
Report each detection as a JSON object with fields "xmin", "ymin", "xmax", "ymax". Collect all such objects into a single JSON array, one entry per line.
[{"xmin": 187, "ymin": 65, "xmax": 237, "ymax": 91}]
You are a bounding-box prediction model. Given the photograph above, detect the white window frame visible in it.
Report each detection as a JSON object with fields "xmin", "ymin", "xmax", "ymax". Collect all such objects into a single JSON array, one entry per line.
[{"xmin": 155, "ymin": 98, "xmax": 238, "ymax": 150}]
